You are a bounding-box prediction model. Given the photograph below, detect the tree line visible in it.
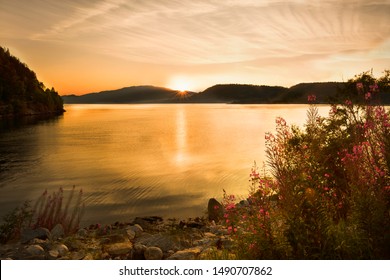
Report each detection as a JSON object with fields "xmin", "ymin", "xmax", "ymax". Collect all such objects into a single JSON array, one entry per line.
[{"xmin": 0, "ymin": 47, "xmax": 64, "ymax": 117}]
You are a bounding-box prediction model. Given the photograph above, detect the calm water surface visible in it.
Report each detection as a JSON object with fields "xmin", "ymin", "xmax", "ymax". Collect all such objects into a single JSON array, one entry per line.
[{"xmin": 0, "ymin": 104, "xmax": 329, "ymax": 226}]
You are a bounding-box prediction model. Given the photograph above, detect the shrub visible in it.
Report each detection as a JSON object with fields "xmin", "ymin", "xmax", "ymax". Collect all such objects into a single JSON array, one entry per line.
[
  {"xmin": 224, "ymin": 71, "xmax": 390, "ymax": 259},
  {"xmin": 31, "ymin": 186, "xmax": 85, "ymax": 234},
  {"xmin": 0, "ymin": 201, "xmax": 32, "ymax": 243},
  {"xmin": 0, "ymin": 186, "xmax": 85, "ymax": 243}
]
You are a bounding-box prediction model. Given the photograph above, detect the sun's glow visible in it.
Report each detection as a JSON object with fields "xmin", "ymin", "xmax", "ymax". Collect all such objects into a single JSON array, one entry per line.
[{"xmin": 168, "ymin": 77, "xmax": 192, "ymax": 93}]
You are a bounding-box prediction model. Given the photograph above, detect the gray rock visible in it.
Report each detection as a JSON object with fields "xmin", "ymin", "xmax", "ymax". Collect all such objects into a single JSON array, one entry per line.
[
  {"xmin": 70, "ymin": 251, "xmax": 86, "ymax": 260},
  {"xmin": 47, "ymin": 249, "xmax": 59, "ymax": 260},
  {"xmin": 127, "ymin": 225, "xmax": 143, "ymax": 237},
  {"xmin": 21, "ymin": 228, "xmax": 51, "ymax": 244},
  {"xmin": 125, "ymin": 229, "xmax": 136, "ymax": 240},
  {"xmin": 133, "ymin": 243, "xmax": 147, "ymax": 253},
  {"xmin": 133, "ymin": 217, "xmax": 163, "ymax": 230},
  {"xmin": 83, "ymin": 253, "xmax": 94, "ymax": 260},
  {"xmin": 65, "ymin": 239, "xmax": 85, "ymax": 250},
  {"xmin": 144, "ymin": 246, "xmax": 163, "ymax": 260},
  {"xmin": 51, "ymin": 224, "xmax": 65, "ymax": 240},
  {"xmin": 136, "ymin": 233, "xmax": 181, "ymax": 252},
  {"xmin": 208, "ymin": 198, "xmax": 224, "ymax": 222},
  {"xmin": 101, "ymin": 252, "xmax": 110, "ymax": 259},
  {"xmin": 101, "ymin": 234, "xmax": 127, "ymax": 244},
  {"xmin": 55, "ymin": 244, "xmax": 69, "ymax": 257},
  {"xmin": 77, "ymin": 228, "xmax": 88, "ymax": 237},
  {"xmin": 193, "ymin": 238, "xmax": 216, "ymax": 247},
  {"xmin": 167, "ymin": 247, "xmax": 201, "ymax": 260},
  {"xmin": 106, "ymin": 242, "xmax": 133, "ymax": 256},
  {"xmin": 30, "ymin": 238, "xmax": 47, "ymax": 245},
  {"xmin": 132, "ymin": 243, "xmax": 147, "ymax": 259},
  {"xmin": 26, "ymin": 245, "xmax": 45, "ymax": 256}
]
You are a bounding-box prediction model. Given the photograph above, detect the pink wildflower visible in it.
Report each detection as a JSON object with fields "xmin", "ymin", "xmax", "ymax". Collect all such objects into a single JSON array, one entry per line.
[
  {"xmin": 369, "ymin": 83, "xmax": 378, "ymax": 92},
  {"xmin": 345, "ymin": 99, "xmax": 352, "ymax": 106},
  {"xmin": 356, "ymin": 82, "xmax": 363, "ymax": 90},
  {"xmin": 226, "ymin": 203, "xmax": 236, "ymax": 210},
  {"xmin": 276, "ymin": 117, "xmax": 287, "ymax": 126},
  {"xmin": 227, "ymin": 226, "xmax": 237, "ymax": 234}
]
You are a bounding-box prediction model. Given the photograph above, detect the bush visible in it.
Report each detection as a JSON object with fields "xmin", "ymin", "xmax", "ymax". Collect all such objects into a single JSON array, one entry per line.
[
  {"xmin": 223, "ymin": 71, "xmax": 390, "ymax": 259},
  {"xmin": 0, "ymin": 186, "xmax": 85, "ymax": 243},
  {"xmin": 0, "ymin": 201, "xmax": 32, "ymax": 243},
  {"xmin": 31, "ymin": 185, "xmax": 85, "ymax": 234}
]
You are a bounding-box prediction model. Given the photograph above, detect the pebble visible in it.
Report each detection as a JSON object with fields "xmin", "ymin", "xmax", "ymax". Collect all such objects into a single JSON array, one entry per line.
[
  {"xmin": 144, "ymin": 246, "xmax": 163, "ymax": 260},
  {"xmin": 167, "ymin": 247, "xmax": 201, "ymax": 260},
  {"xmin": 55, "ymin": 244, "xmax": 69, "ymax": 257},
  {"xmin": 26, "ymin": 245, "xmax": 45, "ymax": 256}
]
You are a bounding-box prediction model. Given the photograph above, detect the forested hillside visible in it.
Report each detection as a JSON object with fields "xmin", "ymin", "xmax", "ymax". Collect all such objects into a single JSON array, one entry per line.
[{"xmin": 0, "ymin": 47, "xmax": 64, "ymax": 117}]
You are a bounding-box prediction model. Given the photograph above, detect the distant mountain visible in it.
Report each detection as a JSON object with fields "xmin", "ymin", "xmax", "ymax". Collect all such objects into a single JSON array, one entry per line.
[
  {"xmin": 276, "ymin": 82, "xmax": 344, "ymax": 104},
  {"xmin": 62, "ymin": 86, "xmax": 197, "ymax": 104},
  {"xmin": 192, "ymin": 84, "xmax": 288, "ymax": 103},
  {"xmin": 0, "ymin": 47, "xmax": 64, "ymax": 118},
  {"xmin": 62, "ymin": 82, "xmax": 346, "ymax": 104}
]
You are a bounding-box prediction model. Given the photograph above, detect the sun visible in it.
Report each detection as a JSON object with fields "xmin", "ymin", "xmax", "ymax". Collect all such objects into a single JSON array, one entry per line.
[
  {"xmin": 175, "ymin": 83, "xmax": 188, "ymax": 93},
  {"xmin": 168, "ymin": 77, "xmax": 192, "ymax": 93}
]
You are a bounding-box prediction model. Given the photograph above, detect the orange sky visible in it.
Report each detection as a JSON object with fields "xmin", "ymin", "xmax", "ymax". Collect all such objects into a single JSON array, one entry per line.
[{"xmin": 1, "ymin": 0, "xmax": 389, "ymax": 95}]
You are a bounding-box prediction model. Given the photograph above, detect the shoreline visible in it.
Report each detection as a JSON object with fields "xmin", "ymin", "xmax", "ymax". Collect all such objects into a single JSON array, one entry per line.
[{"xmin": 0, "ymin": 215, "xmax": 233, "ymax": 260}]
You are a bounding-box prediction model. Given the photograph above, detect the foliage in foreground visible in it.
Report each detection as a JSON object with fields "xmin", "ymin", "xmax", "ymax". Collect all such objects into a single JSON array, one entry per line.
[
  {"xmin": 224, "ymin": 71, "xmax": 390, "ymax": 259},
  {"xmin": 0, "ymin": 186, "xmax": 85, "ymax": 243}
]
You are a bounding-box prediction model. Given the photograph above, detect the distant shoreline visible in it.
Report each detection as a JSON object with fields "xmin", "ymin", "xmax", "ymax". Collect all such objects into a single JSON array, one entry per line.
[{"xmin": 61, "ymin": 83, "xmax": 390, "ymax": 105}]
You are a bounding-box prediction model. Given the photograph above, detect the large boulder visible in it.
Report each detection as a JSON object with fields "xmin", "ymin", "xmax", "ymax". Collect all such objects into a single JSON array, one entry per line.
[
  {"xmin": 21, "ymin": 228, "xmax": 51, "ymax": 244},
  {"xmin": 51, "ymin": 224, "xmax": 65, "ymax": 240},
  {"xmin": 207, "ymin": 198, "xmax": 224, "ymax": 222}
]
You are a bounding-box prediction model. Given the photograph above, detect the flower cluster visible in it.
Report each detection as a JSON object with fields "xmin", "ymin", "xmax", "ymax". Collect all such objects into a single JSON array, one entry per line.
[{"xmin": 223, "ymin": 71, "xmax": 390, "ymax": 259}]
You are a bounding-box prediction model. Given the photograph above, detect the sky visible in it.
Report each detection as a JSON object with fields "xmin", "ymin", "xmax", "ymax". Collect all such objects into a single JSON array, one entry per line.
[{"xmin": 1, "ymin": 0, "xmax": 389, "ymax": 95}]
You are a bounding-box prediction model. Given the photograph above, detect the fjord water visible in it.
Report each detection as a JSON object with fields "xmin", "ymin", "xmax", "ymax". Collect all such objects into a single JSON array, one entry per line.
[{"xmin": 0, "ymin": 104, "xmax": 328, "ymax": 226}]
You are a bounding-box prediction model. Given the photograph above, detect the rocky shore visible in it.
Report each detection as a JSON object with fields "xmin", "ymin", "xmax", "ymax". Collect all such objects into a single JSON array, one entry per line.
[{"xmin": 0, "ymin": 215, "xmax": 234, "ymax": 260}]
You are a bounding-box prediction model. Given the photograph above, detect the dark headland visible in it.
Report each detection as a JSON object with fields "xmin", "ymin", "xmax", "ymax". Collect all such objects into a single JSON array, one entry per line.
[{"xmin": 0, "ymin": 47, "xmax": 64, "ymax": 119}]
